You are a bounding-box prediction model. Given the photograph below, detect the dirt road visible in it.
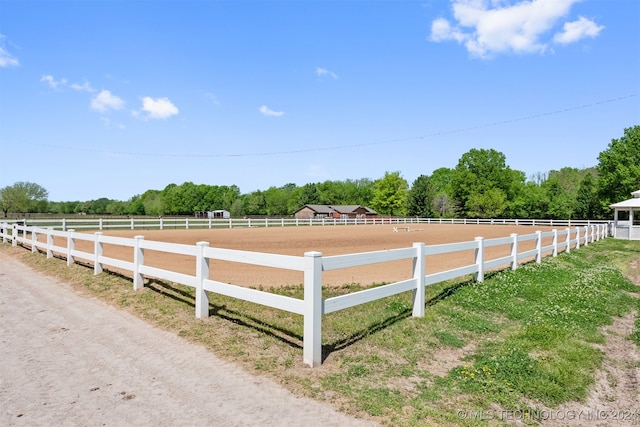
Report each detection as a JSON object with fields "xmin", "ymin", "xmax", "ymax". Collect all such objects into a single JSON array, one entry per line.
[{"xmin": 0, "ymin": 254, "xmax": 375, "ymax": 426}]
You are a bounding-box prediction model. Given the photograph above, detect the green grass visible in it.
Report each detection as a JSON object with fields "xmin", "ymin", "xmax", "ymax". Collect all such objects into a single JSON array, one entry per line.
[{"xmin": 2, "ymin": 237, "xmax": 640, "ymax": 426}]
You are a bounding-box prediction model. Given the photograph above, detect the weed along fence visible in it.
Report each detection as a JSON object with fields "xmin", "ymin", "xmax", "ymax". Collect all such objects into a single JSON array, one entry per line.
[{"xmin": 2, "ymin": 222, "xmax": 609, "ymax": 367}]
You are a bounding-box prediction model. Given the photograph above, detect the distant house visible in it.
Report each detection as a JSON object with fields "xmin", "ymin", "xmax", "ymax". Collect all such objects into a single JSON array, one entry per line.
[{"xmin": 294, "ymin": 204, "xmax": 377, "ymax": 220}]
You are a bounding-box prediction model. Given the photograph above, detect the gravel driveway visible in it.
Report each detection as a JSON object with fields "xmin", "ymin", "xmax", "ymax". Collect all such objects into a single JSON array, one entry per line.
[{"xmin": 0, "ymin": 253, "xmax": 376, "ymax": 427}]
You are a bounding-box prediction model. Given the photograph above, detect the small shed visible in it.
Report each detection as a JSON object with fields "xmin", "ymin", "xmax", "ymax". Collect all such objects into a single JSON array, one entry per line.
[
  {"xmin": 209, "ymin": 210, "xmax": 230, "ymax": 219},
  {"xmin": 609, "ymin": 189, "xmax": 640, "ymax": 240}
]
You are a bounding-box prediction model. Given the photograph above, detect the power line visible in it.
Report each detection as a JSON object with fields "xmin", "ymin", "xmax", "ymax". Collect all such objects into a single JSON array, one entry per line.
[{"xmin": 36, "ymin": 93, "xmax": 638, "ymax": 158}]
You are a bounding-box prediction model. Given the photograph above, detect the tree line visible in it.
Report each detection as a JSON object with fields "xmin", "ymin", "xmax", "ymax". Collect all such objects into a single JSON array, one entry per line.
[{"xmin": 2, "ymin": 126, "xmax": 639, "ymax": 219}]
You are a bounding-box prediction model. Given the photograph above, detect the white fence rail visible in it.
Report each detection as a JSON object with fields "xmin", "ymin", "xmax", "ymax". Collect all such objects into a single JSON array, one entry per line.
[
  {"xmin": 1, "ymin": 221, "xmax": 609, "ymax": 367},
  {"xmin": 2, "ymin": 216, "xmax": 611, "ymax": 231}
]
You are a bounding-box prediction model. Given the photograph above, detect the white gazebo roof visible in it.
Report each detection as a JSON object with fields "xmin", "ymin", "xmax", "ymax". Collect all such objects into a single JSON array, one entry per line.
[{"xmin": 610, "ymin": 189, "xmax": 640, "ymax": 209}]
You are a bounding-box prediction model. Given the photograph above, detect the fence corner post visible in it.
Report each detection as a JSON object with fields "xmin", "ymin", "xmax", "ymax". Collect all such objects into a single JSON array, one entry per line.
[
  {"xmin": 510, "ymin": 233, "xmax": 518, "ymax": 270},
  {"xmin": 412, "ymin": 243, "xmax": 425, "ymax": 317},
  {"xmin": 474, "ymin": 237, "xmax": 484, "ymax": 282},
  {"xmin": 535, "ymin": 230, "xmax": 542, "ymax": 263},
  {"xmin": 303, "ymin": 251, "xmax": 323, "ymax": 368},
  {"xmin": 133, "ymin": 235, "xmax": 145, "ymax": 290},
  {"xmin": 94, "ymin": 232, "xmax": 103, "ymax": 275},
  {"xmin": 195, "ymin": 241, "xmax": 210, "ymax": 318}
]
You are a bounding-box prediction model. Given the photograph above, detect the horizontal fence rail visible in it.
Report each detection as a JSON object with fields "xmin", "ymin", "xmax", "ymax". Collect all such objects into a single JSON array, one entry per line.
[
  {"xmin": 1, "ymin": 221, "xmax": 610, "ymax": 367},
  {"xmin": 1, "ymin": 216, "xmax": 612, "ymax": 231}
]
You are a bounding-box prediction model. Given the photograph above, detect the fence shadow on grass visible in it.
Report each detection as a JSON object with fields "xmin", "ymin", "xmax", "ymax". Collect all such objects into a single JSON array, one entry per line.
[
  {"xmin": 25, "ymin": 244, "xmax": 485, "ymax": 362},
  {"xmin": 146, "ymin": 279, "xmax": 196, "ymax": 308},
  {"xmin": 321, "ymin": 276, "xmax": 480, "ymax": 362}
]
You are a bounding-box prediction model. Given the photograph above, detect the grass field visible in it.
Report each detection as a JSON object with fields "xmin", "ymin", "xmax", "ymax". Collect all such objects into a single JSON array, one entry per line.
[{"xmin": 2, "ymin": 233, "xmax": 639, "ymax": 426}]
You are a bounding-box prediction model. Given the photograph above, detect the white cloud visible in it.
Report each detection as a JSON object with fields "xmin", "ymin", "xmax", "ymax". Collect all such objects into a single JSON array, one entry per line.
[
  {"xmin": 0, "ymin": 34, "xmax": 19, "ymax": 67},
  {"xmin": 204, "ymin": 92, "xmax": 221, "ymax": 105},
  {"xmin": 70, "ymin": 81, "xmax": 96, "ymax": 93},
  {"xmin": 553, "ymin": 16, "xmax": 604, "ymax": 45},
  {"xmin": 259, "ymin": 105, "xmax": 285, "ymax": 117},
  {"xmin": 137, "ymin": 96, "xmax": 179, "ymax": 119},
  {"xmin": 430, "ymin": 0, "xmax": 602, "ymax": 58},
  {"xmin": 40, "ymin": 75, "xmax": 67, "ymax": 90},
  {"xmin": 90, "ymin": 90, "xmax": 125, "ymax": 113},
  {"xmin": 316, "ymin": 67, "xmax": 338, "ymax": 79},
  {"xmin": 0, "ymin": 47, "xmax": 18, "ymax": 67}
]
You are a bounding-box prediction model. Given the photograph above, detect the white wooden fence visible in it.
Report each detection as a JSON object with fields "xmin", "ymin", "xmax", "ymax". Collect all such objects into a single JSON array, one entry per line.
[
  {"xmin": 1, "ymin": 222, "xmax": 609, "ymax": 367},
  {"xmin": 2, "ymin": 216, "xmax": 611, "ymax": 231}
]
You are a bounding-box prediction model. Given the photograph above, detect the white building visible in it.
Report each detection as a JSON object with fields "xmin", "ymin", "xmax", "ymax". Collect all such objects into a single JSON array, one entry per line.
[{"xmin": 610, "ymin": 189, "xmax": 640, "ymax": 240}]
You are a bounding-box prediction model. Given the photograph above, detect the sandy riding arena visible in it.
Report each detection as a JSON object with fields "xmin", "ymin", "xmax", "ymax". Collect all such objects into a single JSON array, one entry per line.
[{"xmin": 76, "ymin": 224, "xmax": 555, "ymax": 288}]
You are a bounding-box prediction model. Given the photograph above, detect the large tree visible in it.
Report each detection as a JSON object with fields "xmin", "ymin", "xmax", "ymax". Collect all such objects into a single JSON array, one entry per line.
[
  {"xmin": 0, "ymin": 182, "xmax": 48, "ymax": 216},
  {"xmin": 450, "ymin": 148, "xmax": 524, "ymax": 218},
  {"xmin": 370, "ymin": 171, "xmax": 408, "ymax": 216},
  {"xmin": 597, "ymin": 126, "xmax": 640, "ymax": 211},
  {"xmin": 406, "ymin": 175, "xmax": 435, "ymax": 217}
]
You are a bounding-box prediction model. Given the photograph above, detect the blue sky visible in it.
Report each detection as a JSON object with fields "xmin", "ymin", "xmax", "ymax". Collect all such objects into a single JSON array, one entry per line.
[{"xmin": 1, "ymin": 0, "xmax": 638, "ymax": 202}]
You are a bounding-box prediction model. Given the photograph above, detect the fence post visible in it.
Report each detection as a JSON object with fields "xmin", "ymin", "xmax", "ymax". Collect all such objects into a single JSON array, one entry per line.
[
  {"xmin": 474, "ymin": 237, "xmax": 484, "ymax": 282},
  {"xmin": 412, "ymin": 243, "xmax": 425, "ymax": 317},
  {"xmin": 565, "ymin": 228, "xmax": 571, "ymax": 253},
  {"xmin": 160, "ymin": 217, "xmax": 164, "ymax": 230},
  {"xmin": 186, "ymin": 217, "xmax": 190, "ymax": 229},
  {"xmin": 195, "ymin": 242, "xmax": 210, "ymax": 318},
  {"xmin": 99, "ymin": 218, "xmax": 103, "ymax": 230},
  {"xmin": 94, "ymin": 232, "xmax": 103, "ymax": 275},
  {"xmin": 583, "ymin": 226, "xmax": 589, "ymax": 247},
  {"xmin": 552, "ymin": 229, "xmax": 558, "ymax": 257},
  {"xmin": 67, "ymin": 230, "xmax": 76, "ymax": 266},
  {"xmin": 31, "ymin": 228, "xmax": 38, "ymax": 253},
  {"xmin": 510, "ymin": 233, "xmax": 518, "ymax": 270},
  {"xmin": 133, "ymin": 236, "xmax": 145, "ymax": 290},
  {"xmin": 46, "ymin": 228, "xmax": 53, "ymax": 258},
  {"xmin": 535, "ymin": 231, "xmax": 542, "ymax": 264},
  {"xmin": 62, "ymin": 218, "xmax": 67, "ymax": 231},
  {"xmin": 576, "ymin": 227, "xmax": 581, "ymax": 249},
  {"xmin": 303, "ymin": 251, "xmax": 323, "ymax": 368},
  {"xmin": 12, "ymin": 223, "xmax": 17, "ymax": 247}
]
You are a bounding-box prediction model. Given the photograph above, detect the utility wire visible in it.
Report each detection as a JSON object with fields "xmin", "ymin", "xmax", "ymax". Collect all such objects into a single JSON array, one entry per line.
[{"xmin": 35, "ymin": 94, "xmax": 638, "ymax": 158}]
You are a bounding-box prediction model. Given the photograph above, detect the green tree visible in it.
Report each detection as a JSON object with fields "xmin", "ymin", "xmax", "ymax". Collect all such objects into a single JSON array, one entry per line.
[
  {"xmin": 509, "ymin": 181, "xmax": 549, "ymax": 218},
  {"xmin": 430, "ymin": 167, "xmax": 454, "ymax": 196},
  {"xmin": 542, "ymin": 167, "xmax": 595, "ymax": 219},
  {"xmin": 450, "ymin": 148, "xmax": 524, "ymax": 217},
  {"xmin": 370, "ymin": 171, "xmax": 408, "ymax": 216},
  {"xmin": 597, "ymin": 126, "xmax": 640, "ymax": 211},
  {"xmin": 0, "ymin": 181, "xmax": 48, "ymax": 216},
  {"xmin": 575, "ymin": 173, "xmax": 600, "ymax": 219},
  {"xmin": 407, "ymin": 175, "xmax": 435, "ymax": 217},
  {"xmin": 466, "ymin": 188, "xmax": 506, "ymax": 218}
]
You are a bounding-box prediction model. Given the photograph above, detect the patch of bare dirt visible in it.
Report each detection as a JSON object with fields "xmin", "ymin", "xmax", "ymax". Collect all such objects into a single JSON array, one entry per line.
[{"xmin": 538, "ymin": 256, "xmax": 640, "ymax": 427}]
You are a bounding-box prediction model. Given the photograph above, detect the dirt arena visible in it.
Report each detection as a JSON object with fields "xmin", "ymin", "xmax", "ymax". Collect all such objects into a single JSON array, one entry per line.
[{"xmin": 62, "ymin": 224, "xmax": 556, "ymax": 288}]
